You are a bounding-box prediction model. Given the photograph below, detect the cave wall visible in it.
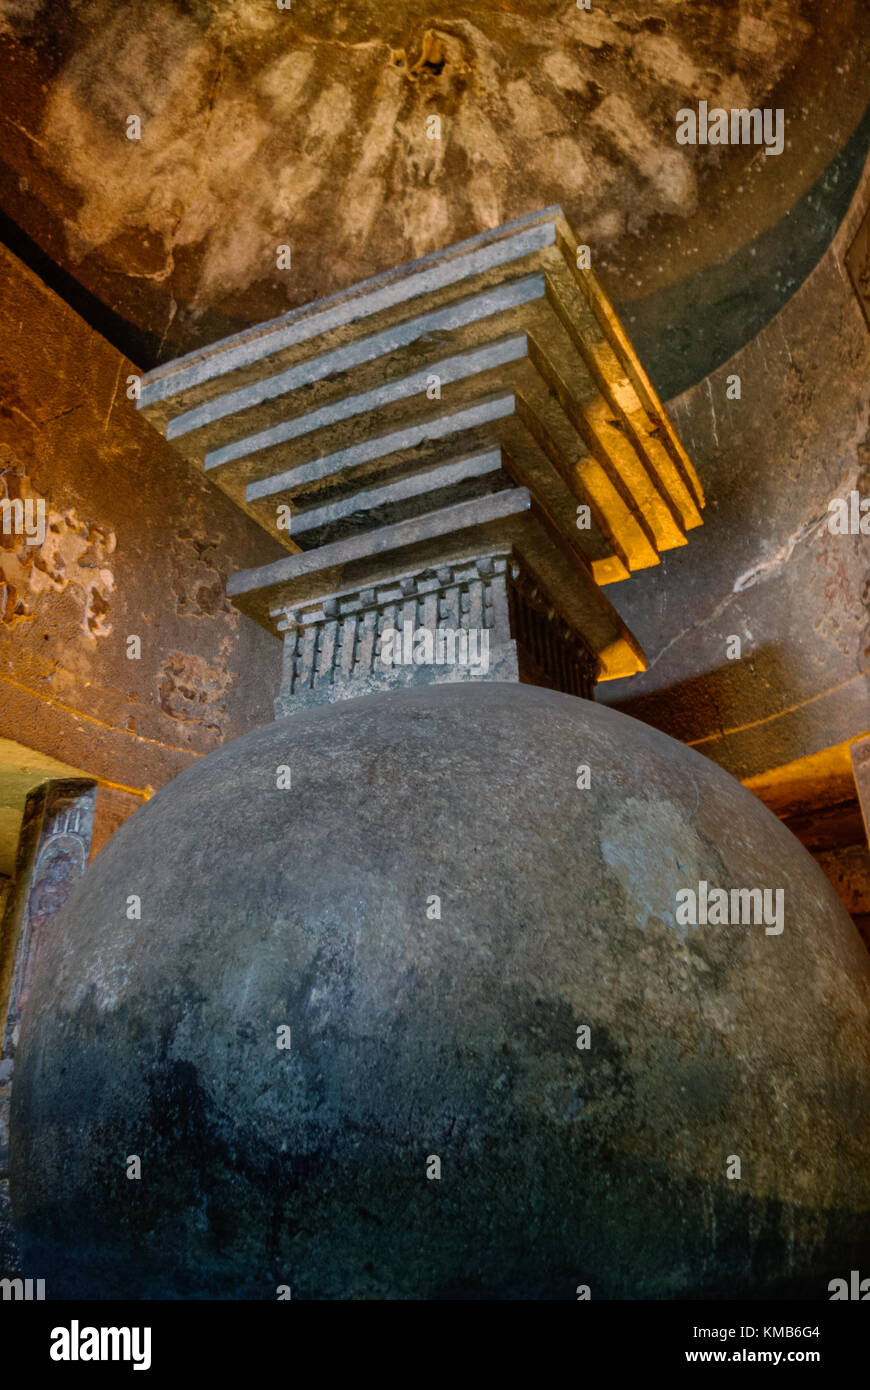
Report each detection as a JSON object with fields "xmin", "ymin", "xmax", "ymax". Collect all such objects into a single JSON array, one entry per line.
[
  {"xmin": 0, "ymin": 242, "xmax": 283, "ymax": 799},
  {"xmin": 599, "ymin": 151, "xmax": 870, "ymax": 939},
  {"xmin": 600, "ymin": 152, "xmax": 870, "ymax": 776}
]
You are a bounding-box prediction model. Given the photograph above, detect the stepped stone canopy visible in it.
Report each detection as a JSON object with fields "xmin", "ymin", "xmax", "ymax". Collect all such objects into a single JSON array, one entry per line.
[{"xmin": 140, "ymin": 208, "xmax": 705, "ymax": 710}]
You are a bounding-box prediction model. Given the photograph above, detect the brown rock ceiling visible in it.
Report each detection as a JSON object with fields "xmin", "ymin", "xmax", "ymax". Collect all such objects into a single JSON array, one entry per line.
[{"xmin": 1, "ymin": 0, "xmax": 867, "ymax": 363}]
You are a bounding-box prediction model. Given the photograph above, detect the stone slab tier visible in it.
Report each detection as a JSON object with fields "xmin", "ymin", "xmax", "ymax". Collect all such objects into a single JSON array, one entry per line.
[
  {"xmin": 139, "ymin": 207, "xmax": 705, "ymax": 712},
  {"xmin": 227, "ymin": 476, "xmax": 645, "ymax": 693},
  {"xmin": 140, "ymin": 206, "xmax": 704, "ymax": 585}
]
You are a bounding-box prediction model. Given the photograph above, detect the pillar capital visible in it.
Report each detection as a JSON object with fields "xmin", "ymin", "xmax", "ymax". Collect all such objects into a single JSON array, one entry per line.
[{"xmin": 140, "ymin": 207, "xmax": 704, "ymax": 714}]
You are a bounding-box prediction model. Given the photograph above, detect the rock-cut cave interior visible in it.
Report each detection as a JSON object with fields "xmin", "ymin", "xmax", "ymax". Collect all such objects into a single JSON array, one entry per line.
[{"xmin": 0, "ymin": 0, "xmax": 869, "ymax": 1310}]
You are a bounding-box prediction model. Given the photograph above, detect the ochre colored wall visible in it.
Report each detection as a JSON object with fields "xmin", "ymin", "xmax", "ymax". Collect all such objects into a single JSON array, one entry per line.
[{"xmin": 0, "ymin": 244, "xmax": 284, "ymax": 798}]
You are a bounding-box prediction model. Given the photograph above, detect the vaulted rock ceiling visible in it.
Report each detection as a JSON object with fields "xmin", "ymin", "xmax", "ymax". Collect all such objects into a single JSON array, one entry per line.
[{"xmin": 1, "ymin": 0, "xmax": 868, "ymax": 395}]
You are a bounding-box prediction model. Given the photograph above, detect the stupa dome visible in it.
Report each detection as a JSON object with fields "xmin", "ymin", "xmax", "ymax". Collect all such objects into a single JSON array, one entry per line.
[{"xmin": 10, "ymin": 682, "xmax": 870, "ymax": 1299}]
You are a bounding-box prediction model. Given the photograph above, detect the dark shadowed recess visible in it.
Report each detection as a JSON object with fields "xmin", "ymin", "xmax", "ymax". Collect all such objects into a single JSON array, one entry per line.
[
  {"xmin": 618, "ymin": 102, "xmax": 870, "ymax": 402},
  {"xmin": 0, "ymin": 208, "xmax": 158, "ymax": 370}
]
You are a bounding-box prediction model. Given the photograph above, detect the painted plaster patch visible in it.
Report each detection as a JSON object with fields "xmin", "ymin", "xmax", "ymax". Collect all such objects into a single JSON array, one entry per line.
[
  {"xmin": 0, "ymin": 466, "xmax": 115, "ymax": 636},
  {"xmin": 156, "ymin": 637, "xmax": 237, "ymax": 735},
  {"xmin": 171, "ymin": 527, "xmax": 236, "ymax": 620}
]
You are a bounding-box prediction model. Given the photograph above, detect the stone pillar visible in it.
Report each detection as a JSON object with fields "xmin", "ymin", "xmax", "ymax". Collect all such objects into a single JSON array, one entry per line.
[
  {"xmin": 0, "ymin": 778, "xmax": 95, "ymax": 1274},
  {"xmin": 0, "ymin": 778, "xmax": 97, "ymax": 1067}
]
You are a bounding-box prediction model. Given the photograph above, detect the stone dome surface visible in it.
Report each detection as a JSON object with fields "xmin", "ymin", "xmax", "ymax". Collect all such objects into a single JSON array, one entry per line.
[{"xmin": 10, "ymin": 682, "xmax": 870, "ymax": 1299}]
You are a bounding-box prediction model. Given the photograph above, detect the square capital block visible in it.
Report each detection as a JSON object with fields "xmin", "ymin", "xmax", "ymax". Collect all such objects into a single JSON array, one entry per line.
[{"xmin": 139, "ymin": 208, "xmax": 704, "ymax": 712}]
